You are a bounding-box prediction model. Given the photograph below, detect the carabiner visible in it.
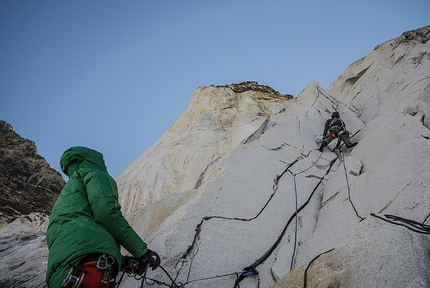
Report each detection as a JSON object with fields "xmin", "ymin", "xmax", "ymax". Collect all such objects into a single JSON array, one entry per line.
[{"xmin": 96, "ymin": 254, "xmax": 115, "ymax": 270}]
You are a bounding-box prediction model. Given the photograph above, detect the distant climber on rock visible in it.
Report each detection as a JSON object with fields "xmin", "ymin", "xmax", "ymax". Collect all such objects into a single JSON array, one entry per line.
[
  {"xmin": 46, "ymin": 146, "xmax": 160, "ymax": 288},
  {"xmin": 319, "ymin": 111, "xmax": 358, "ymax": 152}
]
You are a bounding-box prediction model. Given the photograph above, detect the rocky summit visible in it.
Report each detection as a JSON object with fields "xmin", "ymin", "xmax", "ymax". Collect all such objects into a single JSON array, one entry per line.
[
  {"xmin": 1, "ymin": 26, "xmax": 429, "ymax": 288},
  {"xmin": 0, "ymin": 121, "xmax": 64, "ymax": 222}
]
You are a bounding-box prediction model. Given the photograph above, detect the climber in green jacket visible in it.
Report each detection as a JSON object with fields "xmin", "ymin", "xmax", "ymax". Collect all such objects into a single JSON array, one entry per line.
[{"xmin": 46, "ymin": 146, "xmax": 160, "ymax": 288}]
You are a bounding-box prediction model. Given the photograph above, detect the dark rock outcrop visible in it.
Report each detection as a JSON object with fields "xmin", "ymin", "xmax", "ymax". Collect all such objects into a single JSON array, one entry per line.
[
  {"xmin": 0, "ymin": 120, "xmax": 64, "ymax": 224},
  {"xmin": 397, "ymin": 25, "xmax": 430, "ymax": 44},
  {"xmin": 216, "ymin": 81, "xmax": 294, "ymax": 98}
]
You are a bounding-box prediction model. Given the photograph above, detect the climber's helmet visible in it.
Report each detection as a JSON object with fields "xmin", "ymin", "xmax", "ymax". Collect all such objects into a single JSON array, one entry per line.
[{"xmin": 331, "ymin": 111, "xmax": 340, "ymax": 118}]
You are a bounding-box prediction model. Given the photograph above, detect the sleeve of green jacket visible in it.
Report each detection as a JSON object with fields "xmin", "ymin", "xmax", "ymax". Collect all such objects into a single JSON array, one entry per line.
[{"xmin": 80, "ymin": 168, "xmax": 148, "ymax": 257}]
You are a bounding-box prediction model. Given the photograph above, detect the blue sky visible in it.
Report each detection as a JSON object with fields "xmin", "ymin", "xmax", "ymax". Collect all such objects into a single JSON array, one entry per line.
[{"xmin": 1, "ymin": 1, "xmax": 429, "ymax": 178}]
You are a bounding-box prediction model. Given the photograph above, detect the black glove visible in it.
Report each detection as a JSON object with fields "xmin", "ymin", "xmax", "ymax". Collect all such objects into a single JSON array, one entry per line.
[{"xmin": 139, "ymin": 249, "xmax": 160, "ymax": 270}]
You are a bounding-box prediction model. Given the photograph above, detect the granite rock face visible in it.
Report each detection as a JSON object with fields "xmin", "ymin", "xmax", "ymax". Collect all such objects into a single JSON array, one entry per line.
[
  {"xmin": 1, "ymin": 26, "xmax": 430, "ymax": 288},
  {"xmin": 117, "ymin": 26, "xmax": 430, "ymax": 288},
  {"xmin": 0, "ymin": 213, "xmax": 51, "ymax": 288},
  {"xmin": 117, "ymin": 82, "xmax": 292, "ymax": 215}
]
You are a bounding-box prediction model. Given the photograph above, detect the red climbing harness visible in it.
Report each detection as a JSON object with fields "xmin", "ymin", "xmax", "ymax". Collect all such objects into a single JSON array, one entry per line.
[{"xmin": 61, "ymin": 254, "xmax": 116, "ymax": 288}]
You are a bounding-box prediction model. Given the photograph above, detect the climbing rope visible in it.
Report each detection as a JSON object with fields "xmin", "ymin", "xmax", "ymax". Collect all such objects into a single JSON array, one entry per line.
[
  {"xmin": 287, "ymin": 150, "xmax": 326, "ymax": 270},
  {"xmin": 236, "ymin": 150, "xmax": 339, "ymax": 286},
  {"xmin": 423, "ymin": 214, "xmax": 430, "ymax": 225},
  {"xmin": 185, "ymin": 271, "xmax": 241, "ymax": 286},
  {"xmin": 116, "ymin": 259, "xmax": 260, "ymax": 288},
  {"xmin": 303, "ymin": 248, "xmax": 335, "ymax": 288},
  {"xmin": 129, "ymin": 129, "xmax": 362, "ymax": 287},
  {"xmin": 252, "ymin": 164, "xmax": 330, "ymax": 267},
  {"xmin": 371, "ymin": 213, "xmax": 430, "ymax": 234},
  {"xmin": 326, "ymin": 128, "xmax": 365, "ymax": 222},
  {"xmin": 288, "ymin": 171, "xmax": 299, "ymax": 271},
  {"xmin": 340, "ymin": 151, "xmax": 366, "ymax": 222},
  {"xmin": 124, "ymin": 86, "xmax": 349, "ymax": 288},
  {"xmin": 294, "ymin": 151, "xmax": 323, "ymax": 176},
  {"xmin": 108, "ymin": 213, "xmax": 430, "ymax": 288},
  {"xmin": 115, "ymin": 263, "xmax": 183, "ymax": 288}
]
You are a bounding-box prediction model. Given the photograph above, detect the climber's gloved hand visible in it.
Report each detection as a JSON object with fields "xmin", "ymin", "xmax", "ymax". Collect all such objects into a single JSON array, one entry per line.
[{"xmin": 138, "ymin": 249, "xmax": 160, "ymax": 270}]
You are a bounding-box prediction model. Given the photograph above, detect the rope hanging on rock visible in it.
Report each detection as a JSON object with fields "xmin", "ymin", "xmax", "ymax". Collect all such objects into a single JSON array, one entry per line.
[
  {"xmin": 371, "ymin": 213, "xmax": 430, "ymax": 234},
  {"xmin": 131, "ymin": 129, "xmax": 362, "ymax": 288},
  {"xmin": 303, "ymin": 248, "xmax": 335, "ymax": 288},
  {"xmin": 340, "ymin": 151, "xmax": 366, "ymax": 222}
]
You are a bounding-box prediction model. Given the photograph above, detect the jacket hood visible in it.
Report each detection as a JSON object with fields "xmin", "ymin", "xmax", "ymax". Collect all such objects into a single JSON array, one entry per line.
[{"xmin": 60, "ymin": 146, "xmax": 108, "ymax": 176}]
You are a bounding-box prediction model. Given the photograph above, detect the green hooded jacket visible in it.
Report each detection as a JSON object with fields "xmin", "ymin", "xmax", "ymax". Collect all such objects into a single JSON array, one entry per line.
[{"xmin": 46, "ymin": 146, "xmax": 147, "ymax": 288}]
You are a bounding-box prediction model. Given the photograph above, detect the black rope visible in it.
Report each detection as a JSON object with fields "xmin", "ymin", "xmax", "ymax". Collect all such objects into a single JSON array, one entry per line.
[
  {"xmin": 303, "ymin": 248, "xmax": 334, "ymax": 288},
  {"xmin": 341, "ymin": 151, "xmax": 365, "ymax": 222},
  {"xmin": 115, "ymin": 264, "xmax": 183, "ymax": 288},
  {"xmin": 125, "ymin": 134, "xmax": 354, "ymax": 288},
  {"xmin": 132, "ymin": 147, "xmax": 348, "ymax": 288},
  {"xmin": 140, "ymin": 265, "xmax": 243, "ymax": 287},
  {"xmin": 140, "ymin": 265, "xmax": 149, "ymax": 288},
  {"xmin": 423, "ymin": 214, "xmax": 430, "ymax": 225},
  {"xmin": 185, "ymin": 271, "xmax": 238, "ymax": 285},
  {"xmin": 371, "ymin": 213, "xmax": 430, "ymax": 234},
  {"xmin": 144, "ymin": 276, "xmax": 184, "ymax": 287},
  {"xmin": 289, "ymin": 172, "xmax": 298, "ymax": 270},
  {"xmin": 186, "ymin": 243, "xmax": 199, "ymax": 283},
  {"xmin": 252, "ymin": 176, "xmax": 326, "ymax": 269},
  {"xmin": 294, "ymin": 151, "xmax": 323, "ymax": 176},
  {"xmin": 251, "ymin": 151, "xmax": 337, "ymax": 270},
  {"xmin": 201, "ymin": 159, "xmax": 301, "ymax": 224},
  {"xmin": 113, "ymin": 272, "xmax": 126, "ymax": 288},
  {"xmin": 287, "ymin": 150, "xmax": 330, "ymax": 271},
  {"xmin": 160, "ymin": 265, "xmax": 183, "ymax": 287},
  {"xmin": 232, "ymin": 156, "xmax": 326, "ymax": 287}
]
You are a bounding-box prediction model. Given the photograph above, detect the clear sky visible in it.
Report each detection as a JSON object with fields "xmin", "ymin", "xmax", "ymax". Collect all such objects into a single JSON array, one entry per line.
[{"xmin": 1, "ymin": 1, "xmax": 429, "ymax": 178}]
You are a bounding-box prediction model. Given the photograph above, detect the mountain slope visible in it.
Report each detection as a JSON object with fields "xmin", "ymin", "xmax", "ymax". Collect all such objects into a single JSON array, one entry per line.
[
  {"xmin": 118, "ymin": 26, "xmax": 430, "ymax": 288},
  {"xmin": 0, "ymin": 26, "xmax": 428, "ymax": 288},
  {"xmin": 117, "ymin": 81, "xmax": 292, "ymax": 215}
]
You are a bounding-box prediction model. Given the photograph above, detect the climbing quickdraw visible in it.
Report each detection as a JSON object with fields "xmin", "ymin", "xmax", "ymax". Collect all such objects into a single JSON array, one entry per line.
[
  {"xmin": 96, "ymin": 254, "xmax": 115, "ymax": 284},
  {"xmin": 61, "ymin": 265, "xmax": 87, "ymax": 288}
]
